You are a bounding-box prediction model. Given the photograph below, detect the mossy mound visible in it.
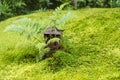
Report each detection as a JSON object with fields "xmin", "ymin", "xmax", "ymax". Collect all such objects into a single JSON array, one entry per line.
[{"xmin": 0, "ymin": 8, "xmax": 120, "ymax": 80}]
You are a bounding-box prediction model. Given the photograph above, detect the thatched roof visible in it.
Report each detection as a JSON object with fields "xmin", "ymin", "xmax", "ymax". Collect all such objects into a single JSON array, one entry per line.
[{"xmin": 43, "ymin": 27, "xmax": 64, "ymax": 35}]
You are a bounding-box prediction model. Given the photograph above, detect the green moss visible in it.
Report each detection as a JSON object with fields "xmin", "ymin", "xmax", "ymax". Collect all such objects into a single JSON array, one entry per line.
[{"xmin": 0, "ymin": 8, "xmax": 120, "ymax": 80}]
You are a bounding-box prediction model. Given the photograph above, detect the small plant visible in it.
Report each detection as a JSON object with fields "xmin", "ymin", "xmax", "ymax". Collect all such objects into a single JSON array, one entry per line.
[
  {"xmin": 36, "ymin": 43, "xmax": 50, "ymax": 62},
  {"xmin": 4, "ymin": 3, "xmax": 75, "ymax": 39},
  {"xmin": 49, "ymin": 3, "xmax": 75, "ymax": 28},
  {"xmin": 4, "ymin": 18, "xmax": 47, "ymax": 40},
  {"xmin": 47, "ymin": 38, "xmax": 60, "ymax": 45},
  {"xmin": 4, "ymin": 3, "xmax": 75, "ymax": 61},
  {"xmin": 4, "ymin": 18, "xmax": 49, "ymax": 61}
]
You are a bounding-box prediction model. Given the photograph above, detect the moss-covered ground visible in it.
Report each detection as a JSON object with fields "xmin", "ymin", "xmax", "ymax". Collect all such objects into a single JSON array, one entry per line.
[{"xmin": 0, "ymin": 8, "xmax": 120, "ymax": 80}]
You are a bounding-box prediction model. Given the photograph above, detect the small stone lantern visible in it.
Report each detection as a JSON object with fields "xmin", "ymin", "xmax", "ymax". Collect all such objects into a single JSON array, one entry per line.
[{"xmin": 43, "ymin": 26, "xmax": 64, "ymax": 50}]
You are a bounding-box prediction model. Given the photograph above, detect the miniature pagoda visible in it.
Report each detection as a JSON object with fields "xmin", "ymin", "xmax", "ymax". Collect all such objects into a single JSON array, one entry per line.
[{"xmin": 43, "ymin": 27, "xmax": 64, "ymax": 50}]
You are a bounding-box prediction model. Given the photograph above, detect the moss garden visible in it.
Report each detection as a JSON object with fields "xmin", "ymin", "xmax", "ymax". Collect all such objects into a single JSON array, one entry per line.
[{"xmin": 0, "ymin": 8, "xmax": 120, "ymax": 80}]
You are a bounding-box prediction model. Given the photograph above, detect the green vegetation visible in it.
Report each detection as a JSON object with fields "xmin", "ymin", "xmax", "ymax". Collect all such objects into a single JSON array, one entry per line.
[
  {"xmin": 47, "ymin": 38, "xmax": 60, "ymax": 45},
  {"xmin": 1, "ymin": 0, "xmax": 120, "ymax": 20},
  {"xmin": 0, "ymin": 8, "xmax": 120, "ymax": 80},
  {"xmin": 4, "ymin": 3, "xmax": 75, "ymax": 61}
]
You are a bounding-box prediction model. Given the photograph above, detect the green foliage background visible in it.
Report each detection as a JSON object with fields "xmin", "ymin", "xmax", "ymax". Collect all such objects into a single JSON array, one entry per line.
[
  {"xmin": 0, "ymin": 0, "xmax": 120, "ymax": 20},
  {"xmin": 0, "ymin": 8, "xmax": 120, "ymax": 80}
]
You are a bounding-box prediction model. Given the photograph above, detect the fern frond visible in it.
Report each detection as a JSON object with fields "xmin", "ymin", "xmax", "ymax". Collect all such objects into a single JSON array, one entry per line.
[
  {"xmin": 4, "ymin": 24, "xmax": 32, "ymax": 39},
  {"xmin": 49, "ymin": 3, "xmax": 70, "ymax": 26},
  {"xmin": 14, "ymin": 18, "xmax": 31, "ymax": 27},
  {"xmin": 55, "ymin": 2, "xmax": 69, "ymax": 12},
  {"xmin": 36, "ymin": 43, "xmax": 47, "ymax": 50},
  {"xmin": 15, "ymin": 18, "xmax": 44, "ymax": 33},
  {"xmin": 56, "ymin": 12, "xmax": 75, "ymax": 27},
  {"xmin": 4, "ymin": 18, "xmax": 46, "ymax": 40},
  {"xmin": 4, "ymin": 25, "xmax": 25, "ymax": 34},
  {"xmin": 36, "ymin": 43, "xmax": 50, "ymax": 62},
  {"xmin": 47, "ymin": 38, "xmax": 60, "ymax": 45},
  {"xmin": 36, "ymin": 43, "xmax": 50, "ymax": 55}
]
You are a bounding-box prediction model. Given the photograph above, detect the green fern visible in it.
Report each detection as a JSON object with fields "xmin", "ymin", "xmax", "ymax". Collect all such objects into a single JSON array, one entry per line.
[
  {"xmin": 54, "ymin": 3, "xmax": 69, "ymax": 12},
  {"xmin": 0, "ymin": 1, "xmax": 11, "ymax": 15},
  {"xmin": 49, "ymin": 2, "xmax": 75, "ymax": 27},
  {"xmin": 4, "ymin": 24, "xmax": 25, "ymax": 34},
  {"xmin": 36, "ymin": 43, "xmax": 50, "ymax": 62},
  {"xmin": 47, "ymin": 38, "xmax": 60, "ymax": 45},
  {"xmin": 4, "ymin": 3, "xmax": 76, "ymax": 61},
  {"xmin": 56, "ymin": 12, "xmax": 75, "ymax": 27},
  {"xmin": 4, "ymin": 18, "xmax": 46, "ymax": 40},
  {"xmin": 4, "ymin": 3, "xmax": 75, "ymax": 39}
]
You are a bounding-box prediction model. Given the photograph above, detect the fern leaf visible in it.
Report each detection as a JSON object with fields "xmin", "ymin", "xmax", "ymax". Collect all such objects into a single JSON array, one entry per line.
[
  {"xmin": 4, "ymin": 17, "xmax": 46, "ymax": 40},
  {"xmin": 15, "ymin": 18, "xmax": 31, "ymax": 27},
  {"xmin": 36, "ymin": 43, "xmax": 50, "ymax": 62},
  {"xmin": 55, "ymin": 3, "xmax": 69, "ymax": 11},
  {"xmin": 36, "ymin": 43, "xmax": 47, "ymax": 50},
  {"xmin": 56, "ymin": 12, "xmax": 75, "ymax": 27},
  {"xmin": 49, "ymin": 3, "xmax": 70, "ymax": 26},
  {"xmin": 36, "ymin": 43, "xmax": 50, "ymax": 56},
  {"xmin": 47, "ymin": 38, "xmax": 60, "ymax": 45},
  {"xmin": 4, "ymin": 25, "xmax": 25, "ymax": 34},
  {"xmin": 15, "ymin": 18, "xmax": 30, "ymax": 23}
]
